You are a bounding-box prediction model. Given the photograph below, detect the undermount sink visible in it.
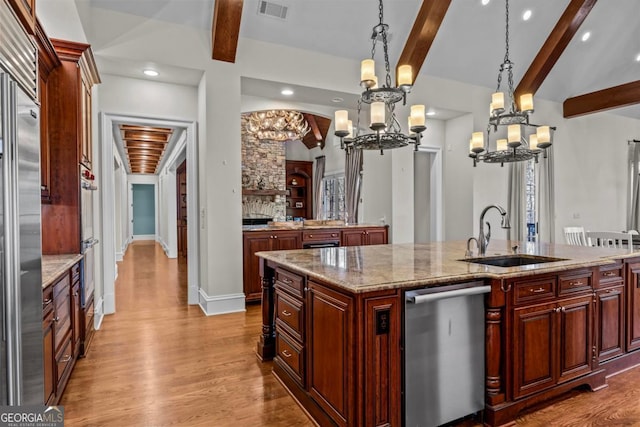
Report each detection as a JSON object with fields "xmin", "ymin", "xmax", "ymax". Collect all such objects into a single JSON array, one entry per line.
[{"xmin": 461, "ymin": 254, "xmax": 567, "ymax": 267}]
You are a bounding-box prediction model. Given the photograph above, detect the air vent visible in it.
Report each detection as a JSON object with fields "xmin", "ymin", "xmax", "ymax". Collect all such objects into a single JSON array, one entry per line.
[{"xmin": 258, "ymin": 0, "xmax": 288, "ymax": 20}]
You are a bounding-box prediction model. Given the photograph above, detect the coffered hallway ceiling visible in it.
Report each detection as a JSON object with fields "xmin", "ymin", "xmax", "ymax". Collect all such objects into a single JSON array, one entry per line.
[{"xmin": 75, "ymin": 0, "xmax": 640, "ymax": 119}]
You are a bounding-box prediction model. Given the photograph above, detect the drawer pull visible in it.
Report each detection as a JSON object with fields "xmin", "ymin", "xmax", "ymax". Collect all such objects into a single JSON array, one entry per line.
[
  {"xmin": 60, "ymin": 355, "xmax": 72, "ymax": 363},
  {"xmin": 569, "ymin": 281, "xmax": 584, "ymax": 287},
  {"xmin": 332, "ymin": 233, "xmax": 337, "ymax": 237},
  {"xmin": 43, "ymin": 298, "xmax": 52, "ymax": 307},
  {"xmin": 309, "ymin": 234, "xmax": 313, "ymax": 238},
  {"xmin": 530, "ymin": 287, "xmax": 546, "ymax": 294},
  {"xmin": 282, "ymin": 278, "xmax": 292, "ymax": 284},
  {"xmin": 282, "ymin": 350, "xmax": 292, "ymax": 358},
  {"xmin": 54, "ymin": 316, "xmax": 60, "ymax": 322},
  {"xmin": 603, "ymin": 271, "xmax": 618, "ymax": 277},
  {"xmin": 281, "ymin": 310, "xmax": 292, "ymax": 317}
]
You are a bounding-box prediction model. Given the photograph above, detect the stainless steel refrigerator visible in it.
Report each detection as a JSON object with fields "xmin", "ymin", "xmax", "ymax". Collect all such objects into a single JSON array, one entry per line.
[{"xmin": 1, "ymin": 0, "xmax": 43, "ymax": 405}]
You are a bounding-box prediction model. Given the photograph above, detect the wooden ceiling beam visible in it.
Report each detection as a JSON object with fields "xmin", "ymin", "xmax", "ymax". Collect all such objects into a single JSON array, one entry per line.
[
  {"xmin": 563, "ymin": 80, "xmax": 640, "ymax": 118},
  {"xmin": 515, "ymin": 0, "xmax": 598, "ymax": 100},
  {"xmin": 126, "ymin": 145, "xmax": 165, "ymax": 152},
  {"xmin": 211, "ymin": 0, "xmax": 244, "ymax": 63},
  {"xmin": 395, "ymin": 0, "xmax": 452, "ymax": 85},
  {"xmin": 302, "ymin": 113, "xmax": 324, "ymax": 149},
  {"xmin": 120, "ymin": 124, "xmax": 173, "ymax": 133},
  {"xmin": 122, "ymin": 133, "xmax": 170, "ymax": 143}
]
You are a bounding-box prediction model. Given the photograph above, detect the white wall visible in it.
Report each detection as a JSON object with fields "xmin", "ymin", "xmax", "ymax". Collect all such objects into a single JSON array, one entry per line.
[{"xmin": 36, "ymin": 0, "xmax": 87, "ymax": 42}]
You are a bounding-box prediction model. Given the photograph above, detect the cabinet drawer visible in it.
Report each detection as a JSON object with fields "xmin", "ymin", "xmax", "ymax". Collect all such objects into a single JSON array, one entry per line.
[
  {"xmin": 56, "ymin": 336, "xmax": 74, "ymax": 384},
  {"xmin": 598, "ymin": 264, "xmax": 623, "ymax": 287},
  {"xmin": 514, "ymin": 277, "xmax": 556, "ymax": 304},
  {"xmin": 559, "ymin": 271, "xmax": 592, "ymax": 296},
  {"xmin": 276, "ymin": 331, "xmax": 304, "ymax": 386},
  {"xmin": 275, "ymin": 290, "xmax": 304, "ymax": 341},
  {"xmin": 52, "ymin": 273, "xmax": 70, "ymax": 300},
  {"xmin": 275, "ymin": 268, "xmax": 304, "ymax": 298},
  {"xmin": 71, "ymin": 262, "xmax": 81, "ymax": 283},
  {"xmin": 42, "ymin": 285, "xmax": 54, "ymax": 317},
  {"xmin": 302, "ymin": 230, "xmax": 340, "ymax": 243}
]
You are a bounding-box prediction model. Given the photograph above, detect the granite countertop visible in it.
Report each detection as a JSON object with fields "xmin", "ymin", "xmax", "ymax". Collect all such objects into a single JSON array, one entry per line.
[
  {"xmin": 42, "ymin": 254, "xmax": 84, "ymax": 288},
  {"xmin": 243, "ymin": 223, "xmax": 386, "ymax": 232},
  {"xmin": 256, "ymin": 240, "xmax": 635, "ymax": 293}
]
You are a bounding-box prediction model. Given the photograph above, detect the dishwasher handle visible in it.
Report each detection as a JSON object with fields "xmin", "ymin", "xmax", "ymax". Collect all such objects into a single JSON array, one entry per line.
[{"xmin": 406, "ymin": 285, "xmax": 491, "ymax": 305}]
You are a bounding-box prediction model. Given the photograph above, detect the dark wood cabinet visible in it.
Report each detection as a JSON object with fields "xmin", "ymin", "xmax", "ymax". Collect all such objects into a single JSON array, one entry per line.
[
  {"xmin": 42, "ymin": 39, "xmax": 99, "ymax": 254},
  {"xmin": 72, "ymin": 281, "xmax": 82, "ymax": 355},
  {"xmin": 42, "ymin": 284, "xmax": 55, "ymax": 405},
  {"xmin": 243, "ymin": 230, "xmax": 302, "ymax": 302},
  {"xmin": 341, "ymin": 226, "xmax": 389, "ymax": 246},
  {"xmin": 6, "ymin": 0, "xmax": 35, "ymax": 35},
  {"xmin": 35, "ymin": 20, "xmax": 60, "ymax": 203},
  {"xmin": 286, "ymin": 160, "xmax": 313, "ymax": 220},
  {"xmin": 307, "ymin": 281, "xmax": 354, "ymax": 427},
  {"xmin": 626, "ymin": 261, "xmax": 640, "ymax": 352},
  {"xmin": 596, "ymin": 284, "xmax": 625, "ymax": 362},
  {"xmin": 511, "ymin": 273, "xmax": 593, "ymax": 399}
]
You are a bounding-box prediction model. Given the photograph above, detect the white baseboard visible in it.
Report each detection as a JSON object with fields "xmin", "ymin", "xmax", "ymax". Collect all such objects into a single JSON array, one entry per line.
[
  {"xmin": 114, "ymin": 263, "xmax": 118, "ymax": 281},
  {"xmin": 133, "ymin": 234, "xmax": 155, "ymax": 241},
  {"xmin": 115, "ymin": 251, "xmax": 123, "ymax": 262},
  {"xmin": 198, "ymin": 289, "xmax": 246, "ymax": 316}
]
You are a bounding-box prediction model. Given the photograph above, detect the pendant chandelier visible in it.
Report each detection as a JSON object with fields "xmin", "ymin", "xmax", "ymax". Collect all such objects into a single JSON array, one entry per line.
[
  {"xmin": 334, "ymin": 0, "xmax": 426, "ymax": 155},
  {"xmin": 245, "ymin": 110, "xmax": 310, "ymax": 142},
  {"xmin": 469, "ymin": 0, "xmax": 555, "ymax": 167}
]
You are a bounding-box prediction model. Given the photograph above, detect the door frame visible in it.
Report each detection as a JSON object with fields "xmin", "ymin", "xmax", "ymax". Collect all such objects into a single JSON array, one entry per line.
[
  {"xmin": 416, "ymin": 145, "xmax": 443, "ymax": 242},
  {"xmin": 100, "ymin": 113, "xmax": 200, "ymax": 316}
]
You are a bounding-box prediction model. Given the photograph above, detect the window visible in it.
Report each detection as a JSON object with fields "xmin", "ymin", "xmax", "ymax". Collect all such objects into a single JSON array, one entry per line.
[
  {"xmin": 321, "ymin": 174, "xmax": 345, "ymax": 220},
  {"xmin": 526, "ymin": 159, "xmax": 536, "ymax": 241}
]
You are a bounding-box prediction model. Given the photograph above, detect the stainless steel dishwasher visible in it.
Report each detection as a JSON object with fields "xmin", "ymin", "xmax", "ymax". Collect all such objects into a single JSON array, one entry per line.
[{"xmin": 404, "ymin": 281, "xmax": 491, "ymax": 427}]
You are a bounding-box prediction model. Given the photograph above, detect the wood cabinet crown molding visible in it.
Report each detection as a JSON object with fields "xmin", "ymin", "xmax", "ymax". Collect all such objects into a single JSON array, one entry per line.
[
  {"xmin": 50, "ymin": 38, "xmax": 101, "ymax": 85},
  {"xmin": 35, "ymin": 19, "xmax": 60, "ymax": 75}
]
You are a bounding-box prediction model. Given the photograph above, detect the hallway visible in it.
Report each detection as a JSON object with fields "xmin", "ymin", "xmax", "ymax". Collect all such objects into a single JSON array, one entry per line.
[
  {"xmin": 59, "ymin": 241, "xmax": 640, "ymax": 426},
  {"xmin": 60, "ymin": 241, "xmax": 311, "ymax": 426}
]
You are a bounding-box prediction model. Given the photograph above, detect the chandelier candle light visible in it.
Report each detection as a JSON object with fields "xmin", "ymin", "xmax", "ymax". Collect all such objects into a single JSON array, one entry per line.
[
  {"xmin": 470, "ymin": 0, "xmax": 555, "ymax": 167},
  {"xmin": 334, "ymin": 0, "xmax": 426, "ymax": 155},
  {"xmin": 245, "ymin": 110, "xmax": 311, "ymax": 142}
]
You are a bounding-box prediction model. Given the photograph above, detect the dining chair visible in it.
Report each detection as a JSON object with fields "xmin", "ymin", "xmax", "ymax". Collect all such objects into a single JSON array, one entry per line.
[
  {"xmin": 563, "ymin": 226, "xmax": 588, "ymax": 246},
  {"xmin": 585, "ymin": 231, "xmax": 633, "ymax": 251}
]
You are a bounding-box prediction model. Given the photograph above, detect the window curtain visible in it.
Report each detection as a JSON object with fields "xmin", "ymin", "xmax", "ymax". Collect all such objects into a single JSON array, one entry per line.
[
  {"xmin": 538, "ymin": 148, "xmax": 555, "ymax": 243},
  {"xmin": 313, "ymin": 156, "xmax": 325, "ymax": 219},
  {"xmin": 345, "ymin": 149, "xmax": 363, "ymax": 224},
  {"xmin": 628, "ymin": 142, "xmax": 640, "ymax": 231},
  {"xmin": 507, "ymin": 162, "xmax": 526, "ymax": 242}
]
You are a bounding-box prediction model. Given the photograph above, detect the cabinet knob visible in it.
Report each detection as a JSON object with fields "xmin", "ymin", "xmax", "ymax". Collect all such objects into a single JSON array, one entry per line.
[
  {"xmin": 274, "ymin": 235, "xmax": 278, "ymax": 239},
  {"xmin": 309, "ymin": 234, "xmax": 313, "ymax": 238},
  {"xmin": 54, "ymin": 316, "xmax": 60, "ymax": 322}
]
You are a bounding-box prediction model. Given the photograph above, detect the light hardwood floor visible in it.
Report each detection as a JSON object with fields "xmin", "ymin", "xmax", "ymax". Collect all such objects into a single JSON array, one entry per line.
[{"xmin": 61, "ymin": 241, "xmax": 640, "ymax": 426}]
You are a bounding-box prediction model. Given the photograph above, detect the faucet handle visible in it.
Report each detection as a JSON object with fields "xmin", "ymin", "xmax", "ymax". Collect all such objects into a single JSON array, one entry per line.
[{"xmin": 512, "ymin": 245, "xmax": 519, "ymax": 254}]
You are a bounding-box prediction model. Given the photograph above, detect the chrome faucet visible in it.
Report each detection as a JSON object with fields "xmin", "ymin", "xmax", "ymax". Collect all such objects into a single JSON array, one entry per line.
[{"xmin": 473, "ymin": 205, "xmax": 511, "ymax": 256}]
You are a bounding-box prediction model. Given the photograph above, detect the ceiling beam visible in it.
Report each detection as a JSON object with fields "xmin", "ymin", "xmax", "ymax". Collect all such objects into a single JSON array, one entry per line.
[
  {"xmin": 563, "ymin": 80, "xmax": 640, "ymax": 118},
  {"xmin": 120, "ymin": 125, "xmax": 173, "ymax": 133},
  {"xmin": 395, "ymin": 0, "xmax": 452, "ymax": 85},
  {"xmin": 211, "ymin": 0, "xmax": 244, "ymax": 63},
  {"xmin": 303, "ymin": 113, "xmax": 323, "ymax": 149},
  {"xmin": 514, "ymin": 0, "xmax": 598, "ymax": 100}
]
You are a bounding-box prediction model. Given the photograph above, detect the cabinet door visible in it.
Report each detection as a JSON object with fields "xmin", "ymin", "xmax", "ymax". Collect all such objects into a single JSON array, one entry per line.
[
  {"xmin": 341, "ymin": 229, "xmax": 365, "ymax": 247},
  {"xmin": 627, "ymin": 261, "xmax": 640, "ymax": 352},
  {"xmin": 365, "ymin": 227, "xmax": 387, "ymax": 245},
  {"xmin": 80, "ymin": 79, "xmax": 92, "ymax": 169},
  {"xmin": 513, "ymin": 301, "xmax": 556, "ymax": 399},
  {"xmin": 557, "ymin": 295, "xmax": 593, "ymax": 383},
  {"xmin": 274, "ymin": 231, "xmax": 301, "ymax": 250},
  {"xmin": 308, "ymin": 282, "xmax": 354, "ymax": 427},
  {"xmin": 243, "ymin": 232, "xmax": 273, "ymax": 302},
  {"xmin": 72, "ymin": 281, "xmax": 82, "ymax": 351},
  {"xmin": 42, "ymin": 310, "xmax": 55, "ymax": 405},
  {"xmin": 597, "ymin": 285, "xmax": 625, "ymax": 362},
  {"xmin": 38, "ymin": 72, "xmax": 51, "ymax": 201}
]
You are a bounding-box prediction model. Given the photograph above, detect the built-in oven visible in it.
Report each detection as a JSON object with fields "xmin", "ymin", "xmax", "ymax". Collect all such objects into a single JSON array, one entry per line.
[{"xmin": 80, "ymin": 165, "xmax": 98, "ymax": 307}]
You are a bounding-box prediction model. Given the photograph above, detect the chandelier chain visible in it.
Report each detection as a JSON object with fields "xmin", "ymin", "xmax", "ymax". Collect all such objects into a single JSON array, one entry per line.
[{"xmin": 378, "ymin": 0, "xmax": 392, "ymax": 88}]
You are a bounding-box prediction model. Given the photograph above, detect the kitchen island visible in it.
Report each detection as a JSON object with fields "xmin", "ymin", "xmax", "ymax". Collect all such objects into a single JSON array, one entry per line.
[{"xmin": 256, "ymin": 240, "xmax": 640, "ymax": 426}]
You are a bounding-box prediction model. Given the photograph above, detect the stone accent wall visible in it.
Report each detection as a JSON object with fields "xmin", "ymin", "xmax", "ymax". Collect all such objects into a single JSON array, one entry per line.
[{"xmin": 241, "ymin": 116, "xmax": 286, "ymax": 220}]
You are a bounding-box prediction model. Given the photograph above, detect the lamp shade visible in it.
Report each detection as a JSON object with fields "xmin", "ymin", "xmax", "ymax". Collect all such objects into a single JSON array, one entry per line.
[
  {"xmin": 507, "ymin": 124, "xmax": 521, "ymax": 147},
  {"xmin": 529, "ymin": 133, "xmax": 539, "ymax": 149},
  {"xmin": 346, "ymin": 120, "xmax": 354, "ymax": 138},
  {"xmin": 496, "ymin": 139, "xmax": 508, "ymax": 151},
  {"xmin": 520, "ymin": 93, "xmax": 534, "ymax": 112},
  {"xmin": 410, "ymin": 105, "xmax": 425, "ymax": 127},
  {"xmin": 398, "ymin": 65, "xmax": 412, "ymax": 87},
  {"xmin": 361, "ymin": 59, "xmax": 376, "ymax": 83},
  {"xmin": 492, "ymin": 92, "xmax": 505, "ymax": 112},
  {"xmin": 471, "ymin": 132, "xmax": 484, "ymax": 153},
  {"xmin": 335, "ymin": 110, "xmax": 349, "ymax": 132},
  {"xmin": 370, "ymin": 102, "xmax": 385, "ymax": 127},
  {"xmin": 536, "ymin": 125, "xmax": 552, "ymax": 148}
]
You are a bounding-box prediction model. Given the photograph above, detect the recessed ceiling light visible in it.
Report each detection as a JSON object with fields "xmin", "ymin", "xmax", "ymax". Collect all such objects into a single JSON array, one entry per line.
[
  {"xmin": 332, "ymin": 97, "xmax": 344, "ymax": 103},
  {"xmin": 426, "ymin": 110, "xmax": 436, "ymax": 116},
  {"xmin": 636, "ymin": 53, "xmax": 640, "ymax": 62},
  {"xmin": 481, "ymin": 0, "xmax": 490, "ymax": 5},
  {"xmin": 522, "ymin": 9, "xmax": 532, "ymax": 21},
  {"xmin": 581, "ymin": 31, "xmax": 591, "ymax": 42},
  {"xmin": 143, "ymin": 69, "xmax": 159, "ymax": 77},
  {"xmin": 281, "ymin": 88, "xmax": 294, "ymax": 96}
]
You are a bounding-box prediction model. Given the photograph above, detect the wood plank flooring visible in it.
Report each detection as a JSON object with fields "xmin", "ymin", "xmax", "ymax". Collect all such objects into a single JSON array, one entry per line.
[{"xmin": 61, "ymin": 241, "xmax": 640, "ymax": 426}]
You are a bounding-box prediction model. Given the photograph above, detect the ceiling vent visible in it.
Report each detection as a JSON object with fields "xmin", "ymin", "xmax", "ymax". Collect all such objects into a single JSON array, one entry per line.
[{"xmin": 257, "ymin": 0, "xmax": 288, "ymax": 20}]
